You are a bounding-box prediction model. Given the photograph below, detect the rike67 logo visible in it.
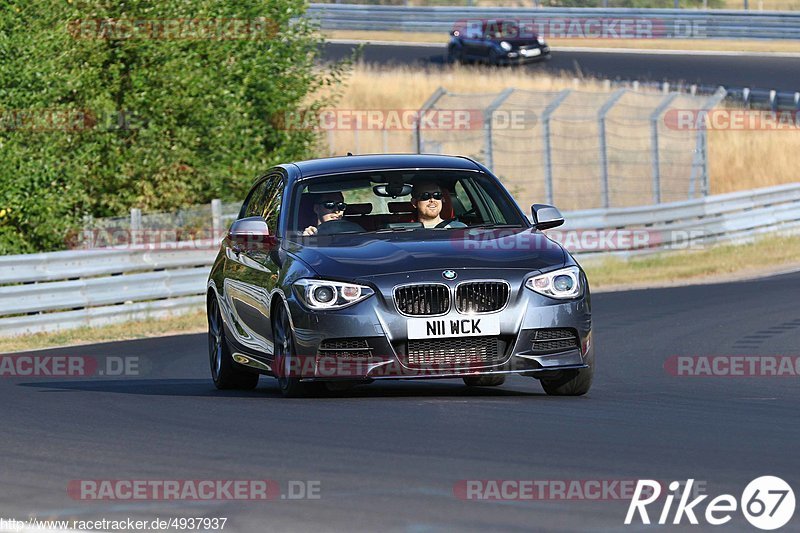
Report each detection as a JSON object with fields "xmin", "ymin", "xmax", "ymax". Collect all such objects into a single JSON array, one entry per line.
[{"xmin": 625, "ymin": 477, "xmax": 795, "ymax": 530}]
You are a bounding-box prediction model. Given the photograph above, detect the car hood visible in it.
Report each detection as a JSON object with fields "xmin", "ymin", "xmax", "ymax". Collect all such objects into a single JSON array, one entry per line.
[
  {"xmin": 495, "ymin": 38, "xmax": 542, "ymax": 47},
  {"xmin": 285, "ymin": 227, "xmax": 565, "ymax": 281}
]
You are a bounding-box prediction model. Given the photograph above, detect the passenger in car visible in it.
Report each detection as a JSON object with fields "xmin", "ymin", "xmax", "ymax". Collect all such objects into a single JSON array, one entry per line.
[
  {"xmin": 410, "ymin": 182, "xmax": 467, "ymax": 229},
  {"xmin": 302, "ymin": 192, "xmax": 347, "ymax": 235}
]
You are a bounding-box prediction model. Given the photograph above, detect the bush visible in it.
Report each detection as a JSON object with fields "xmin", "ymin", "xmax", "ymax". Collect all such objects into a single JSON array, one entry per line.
[{"xmin": 0, "ymin": 0, "xmax": 350, "ymax": 253}]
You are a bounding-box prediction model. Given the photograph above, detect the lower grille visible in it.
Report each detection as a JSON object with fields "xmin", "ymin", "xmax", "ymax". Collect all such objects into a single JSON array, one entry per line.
[
  {"xmin": 318, "ymin": 338, "xmax": 373, "ymax": 359},
  {"xmin": 531, "ymin": 329, "xmax": 580, "ymax": 354},
  {"xmin": 406, "ymin": 337, "xmax": 506, "ymax": 368}
]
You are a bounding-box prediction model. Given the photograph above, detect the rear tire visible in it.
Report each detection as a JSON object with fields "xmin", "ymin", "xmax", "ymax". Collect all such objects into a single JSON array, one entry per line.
[
  {"xmin": 208, "ymin": 296, "xmax": 259, "ymax": 390},
  {"xmin": 463, "ymin": 375, "xmax": 506, "ymax": 387}
]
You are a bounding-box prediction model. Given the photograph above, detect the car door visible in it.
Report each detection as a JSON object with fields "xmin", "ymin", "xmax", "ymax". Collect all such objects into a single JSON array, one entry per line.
[
  {"xmin": 461, "ymin": 22, "xmax": 485, "ymax": 60},
  {"xmin": 478, "ymin": 21, "xmax": 497, "ymax": 61},
  {"xmin": 221, "ymin": 172, "xmax": 285, "ymax": 362}
]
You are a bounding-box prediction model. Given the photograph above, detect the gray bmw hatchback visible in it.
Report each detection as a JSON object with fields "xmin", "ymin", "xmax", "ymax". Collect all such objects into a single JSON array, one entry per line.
[{"xmin": 207, "ymin": 154, "xmax": 594, "ymax": 397}]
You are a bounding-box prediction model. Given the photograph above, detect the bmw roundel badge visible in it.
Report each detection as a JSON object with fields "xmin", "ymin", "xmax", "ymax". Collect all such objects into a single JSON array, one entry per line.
[{"xmin": 442, "ymin": 270, "xmax": 457, "ymax": 280}]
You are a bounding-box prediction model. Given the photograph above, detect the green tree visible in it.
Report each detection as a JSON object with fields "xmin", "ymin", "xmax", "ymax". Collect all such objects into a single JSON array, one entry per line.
[{"xmin": 0, "ymin": 0, "xmax": 350, "ymax": 253}]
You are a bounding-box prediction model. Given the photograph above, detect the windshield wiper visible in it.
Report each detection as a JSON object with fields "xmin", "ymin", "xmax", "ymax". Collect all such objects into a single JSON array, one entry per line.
[
  {"xmin": 468, "ymin": 223, "xmax": 524, "ymax": 229},
  {"xmin": 368, "ymin": 227, "xmax": 420, "ymax": 234}
]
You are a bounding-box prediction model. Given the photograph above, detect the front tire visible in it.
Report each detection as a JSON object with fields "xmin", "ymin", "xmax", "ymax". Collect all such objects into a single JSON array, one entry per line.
[
  {"xmin": 208, "ymin": 296, "xmax": 259, "ymax": 390},
  {"xmin": 273, "ymin": 304, "xmax": 322, "ymax": 398},
  {"xmin": 540, "ymin": 365, "xmax": 593, "ymax": 396},
  {"xmin": 448, "ymin": 44, "xmax": 463, "ymax": 64}
]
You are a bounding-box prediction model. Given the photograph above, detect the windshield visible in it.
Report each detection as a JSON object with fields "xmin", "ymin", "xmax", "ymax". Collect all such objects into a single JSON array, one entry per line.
[{"xmin": 286, "ymin": 170, "xmax": 528, "ymax": 240}]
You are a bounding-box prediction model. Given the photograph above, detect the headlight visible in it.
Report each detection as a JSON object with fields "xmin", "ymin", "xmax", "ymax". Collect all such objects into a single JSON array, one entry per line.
[
  {"xmin": 537, "ymin": 36, "xmax": 546, "ymax": 45},
  {"xmin": 293, "ymin": 279, "xmax": 374, "ymax": 310},
  {"xmin": 525, "ymin": 266, "xmax": 582, "ymax": 299},
  {"xmin": 499, "ymin": 41, "xmax": 512, "ymax": 51}
]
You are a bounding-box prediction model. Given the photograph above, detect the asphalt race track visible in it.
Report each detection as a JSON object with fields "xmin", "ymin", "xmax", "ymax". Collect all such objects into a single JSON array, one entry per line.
[
  {"xmin": 322, "ymin": 42, "xmax": 800, "ymax": 93},
  {"xmin": 2, "ymin": 271, "xmax": 799, "ymax": 531}
]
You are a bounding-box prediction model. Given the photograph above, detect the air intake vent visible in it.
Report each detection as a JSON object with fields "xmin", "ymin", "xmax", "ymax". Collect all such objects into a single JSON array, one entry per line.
[
  {"xmin": 406, "ymin": 337, "xmax": 506, "ymax": 368},
  {"xmin": 531, "ymin": 329, "xmax": 580, "ymax": 354}
]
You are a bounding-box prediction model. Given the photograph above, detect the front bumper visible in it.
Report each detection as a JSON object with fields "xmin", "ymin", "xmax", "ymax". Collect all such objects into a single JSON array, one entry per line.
[
  {"xmin": 285, "ymin": 268, "xmax": 592, "ymax": 381},
  {"xmin": 499, "ymin": 46, "xmax": 551, "ymax": 64}
]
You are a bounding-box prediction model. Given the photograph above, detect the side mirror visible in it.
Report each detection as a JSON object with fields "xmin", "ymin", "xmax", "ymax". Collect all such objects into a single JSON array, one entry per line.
[
  {"xmin": 531, "ymin": 204, "xmax": 564, "ymax": 230},
  {"xmin": 228, "ymin": 216, "xmax": 277, "ymax": 252}
]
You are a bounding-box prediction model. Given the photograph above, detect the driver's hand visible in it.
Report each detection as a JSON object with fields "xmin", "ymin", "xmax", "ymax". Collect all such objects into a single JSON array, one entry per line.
[{"xmin": 302, "ymin": 226, "xmax": 318, "ymax": 236}]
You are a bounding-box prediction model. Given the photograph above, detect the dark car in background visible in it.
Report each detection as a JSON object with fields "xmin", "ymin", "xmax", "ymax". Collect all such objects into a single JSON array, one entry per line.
[
  {"xmin": 448, "ymin": 19, "xmax": 551, "ymax": 66},
  {"xmin": 206, "ymin": 154, "xmax": 592, "ymax": 397}
]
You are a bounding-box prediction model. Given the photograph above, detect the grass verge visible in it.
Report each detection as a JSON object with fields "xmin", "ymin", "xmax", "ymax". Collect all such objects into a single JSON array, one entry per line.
[
  {"xmin": 0, "ymin": 310, "xmax": 207, "ymax": 354},
  {"xmin": 3, "ymin": 235, "xmax": 800, "ymax": 352},
  {"xmin": 584, "ymin": 234, "xmax": 800, "ymax": 290},
  {"xmin": 325, "ymin": 31, "xmax": 800, "ymax": 54}
]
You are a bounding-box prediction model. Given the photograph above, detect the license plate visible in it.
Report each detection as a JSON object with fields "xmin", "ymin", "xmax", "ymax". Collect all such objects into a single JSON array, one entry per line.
[
  {"xmin": 407, "ymin": 315, "xmax": 500, "ymax": 340},
  {"xmin": 521, "ymin": 48, "xmax": 541, "ymax": 57}
]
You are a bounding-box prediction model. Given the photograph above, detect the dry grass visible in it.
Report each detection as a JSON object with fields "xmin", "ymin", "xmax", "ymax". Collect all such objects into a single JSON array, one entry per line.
[
  {"xmin": 319, "ymin": 63, "xmax": 800, "ymax": 208},
  {"xmin": 708, "ymin": 126, "xmax": 800, "ymax": 194},
  {"xmin": 325, "ymin": 30, "xmax": 800, "ymax": 54},
  {"xmin": 0, "ymin": 310, "xmax": 206, "ymax": 354},
  {"xmin": 584, "ymin": 234, "xmax": 800, "ymax": 289}
]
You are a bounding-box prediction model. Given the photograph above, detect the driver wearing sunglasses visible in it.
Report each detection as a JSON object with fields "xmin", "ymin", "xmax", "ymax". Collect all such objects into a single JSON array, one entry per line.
[
  {"xmin": 411, "ymin": 182, "xmax": 467, "ymax": 229},
  {"xmin": 302, "ymin": 192, "xmax": 347, "ymax": 236}
]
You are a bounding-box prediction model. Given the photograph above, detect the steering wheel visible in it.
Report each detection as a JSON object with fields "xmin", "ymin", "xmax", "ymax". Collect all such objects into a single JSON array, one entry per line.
[
  {"xmin": 316, "ymin": 219, "xmax": 365, "ymax": 235},
  {"xmin": 434, "ymin": 218, "xmax": 459, "ymax": 229}
]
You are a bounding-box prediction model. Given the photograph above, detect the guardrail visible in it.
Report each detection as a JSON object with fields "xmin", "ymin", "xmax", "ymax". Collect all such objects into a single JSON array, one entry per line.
[
  {"xmin": 1, "ymin": 183, "xmax": 799, "ymax": 337},
  {"xmin": 553, "ymin": 182, "xmax": 800, "ymax": 257},
  {"xmin": 308, "ymin": 4, "xmax": 800, "ymax": 40},
  {"xmin": 0, "ymin": 246, "xmax": 215, "ymax": 337}
]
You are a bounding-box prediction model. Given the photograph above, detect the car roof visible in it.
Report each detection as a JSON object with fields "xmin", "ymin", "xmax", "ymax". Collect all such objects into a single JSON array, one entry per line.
[{"xmin": 284, "ymin": 154, "xmax": 484, "ymax": 181}]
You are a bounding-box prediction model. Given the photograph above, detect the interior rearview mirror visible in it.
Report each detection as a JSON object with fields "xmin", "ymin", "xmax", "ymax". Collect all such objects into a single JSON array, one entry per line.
[{"xmin": 373, "ymin": 183, "xmax": 413, "ymax": 198}]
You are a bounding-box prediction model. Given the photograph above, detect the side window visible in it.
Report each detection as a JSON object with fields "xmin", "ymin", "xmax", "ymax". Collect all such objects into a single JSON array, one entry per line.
[
  {"xmin": 453, "ymin": 181, "xmax": 475, "ymax": 216},
  {"xmin": 262, "ymin": 177, "xmax": 283, "ymax": 232},
  {"xmin": 241, "ymin": 180, "xmax": 269, "ymax": 219},
  {"xmin": 465, "ymin": 25, "xmax": 483, "ymax": 39},
  {"xmin": 239, "ymin": 175, "xmax": 284, "ymax": 232}
]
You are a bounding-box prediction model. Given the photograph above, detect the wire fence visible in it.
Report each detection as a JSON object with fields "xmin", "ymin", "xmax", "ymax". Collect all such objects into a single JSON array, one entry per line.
[
  {"xmin": 78, "ymin": 86, "xmax": 727, "ymax": 235},
  {"xmin": 78, "ymin": 201, "xmax": 241, "ymax": 248},
  {"xmin": 326, "ymin": 85, "xmax": 726, "ymax": 210}
]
